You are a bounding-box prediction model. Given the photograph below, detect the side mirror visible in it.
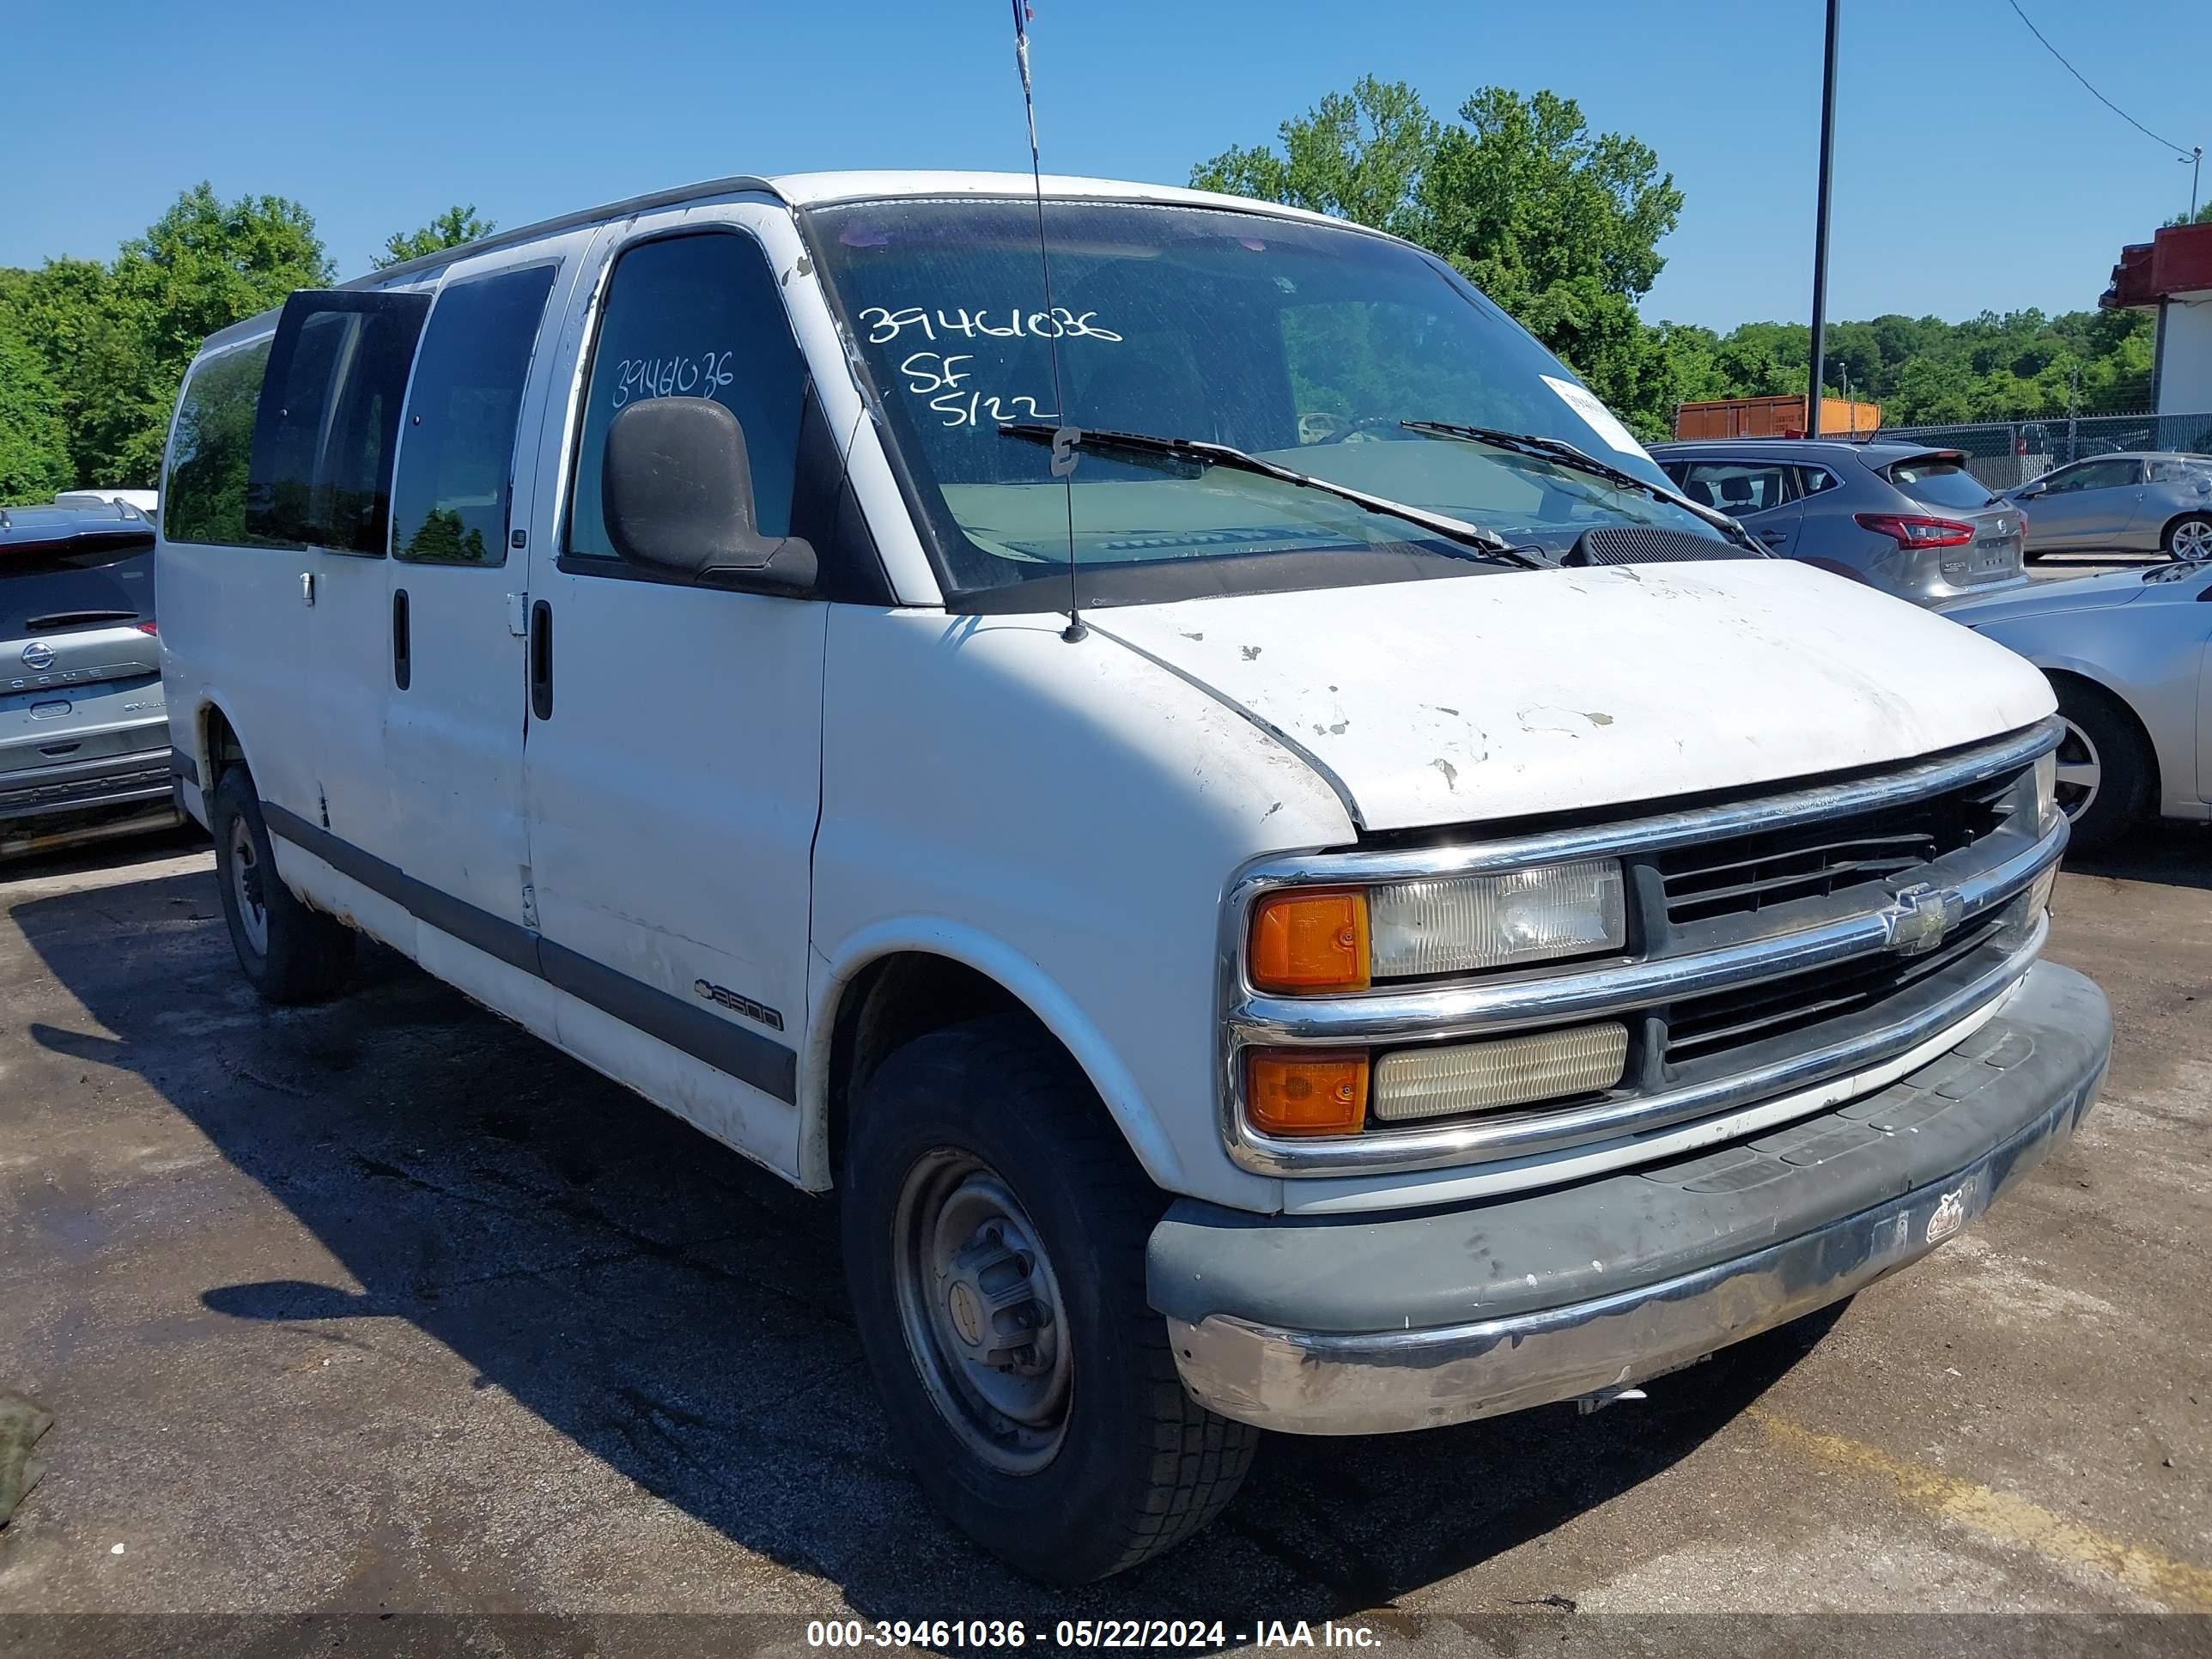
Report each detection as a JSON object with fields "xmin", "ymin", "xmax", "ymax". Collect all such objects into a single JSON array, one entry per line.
[
  {"xmin": 2017, "ymin": 479, "xmax": 2046, "ymax": 498},
  {"xmin": 602, "ymin": 398, "xmax": 817, "ymax": 595}
]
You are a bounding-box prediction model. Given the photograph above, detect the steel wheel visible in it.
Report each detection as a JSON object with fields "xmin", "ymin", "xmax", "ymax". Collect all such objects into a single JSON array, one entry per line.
[
  {"xmin": 2054, "ymin": 716, "xmax": 2101, "ymax": 825},
  {"xmin": 2170, "ymin": 517, "xmax": 2212, "ymax": 562},
  {"xmin": 227, "ymin": 811, "xmax": 270, "ymax": 957},
  {"xmin": 890, "ymin": 1149, "xmax": 1073, "ymax": 1474}
]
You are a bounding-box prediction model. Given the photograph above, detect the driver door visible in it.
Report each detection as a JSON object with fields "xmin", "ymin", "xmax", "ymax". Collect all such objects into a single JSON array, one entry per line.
[
  {"xmin": 2032, "ymin": 459, "xmax": 2144, "ymax": 550},
  {"xmin": 518, "ymin": 206, "xmax": 825, "ymax": 1179}
]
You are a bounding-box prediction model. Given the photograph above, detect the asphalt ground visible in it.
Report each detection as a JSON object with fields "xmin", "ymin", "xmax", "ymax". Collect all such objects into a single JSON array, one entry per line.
[{"xmin": 0, "ymin": 767, "xmax": 2207, "ymax": 1651}]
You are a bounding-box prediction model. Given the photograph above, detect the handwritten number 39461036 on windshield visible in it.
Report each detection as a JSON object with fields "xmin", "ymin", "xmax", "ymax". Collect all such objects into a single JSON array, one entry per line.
[{"xmin": 861, "ymin": 304, "xmax": 1123, "ymax": 430}]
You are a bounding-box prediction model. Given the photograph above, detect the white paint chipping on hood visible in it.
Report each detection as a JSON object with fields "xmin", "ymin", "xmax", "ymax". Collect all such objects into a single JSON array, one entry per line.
[{"xmin": 1095, "ymin": 562, "xmax": 2055, "ymax": 834}]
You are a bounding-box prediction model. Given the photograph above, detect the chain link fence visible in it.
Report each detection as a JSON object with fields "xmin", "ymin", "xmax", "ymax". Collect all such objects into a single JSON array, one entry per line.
[{"xmin": 1869, "ymin": 411, "xmax": 2212, "ymax": 489}]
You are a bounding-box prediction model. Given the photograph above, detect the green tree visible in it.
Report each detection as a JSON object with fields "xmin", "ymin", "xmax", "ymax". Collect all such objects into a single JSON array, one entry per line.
[
  {"xmin": 1193, "ymin": 82, "xmax": 1684, "ymax": 435},
  {"xmin": 1191, "ymin": 76, "xmax": 1438, "ymax": 242},
  {"xmin": 2163, "ymin": 202, "xmax": 2212, "ymax": 228},
  {"xmin": 0, "ymin": 316, "xmax": 73, "ymax": 504},
  {"xmin": 5, "ymin": 185, "xmax": 333, "ymax": 489},
  {"xmin": 374, "ymin": 204, "xmax": 495, "ymax": 269}
]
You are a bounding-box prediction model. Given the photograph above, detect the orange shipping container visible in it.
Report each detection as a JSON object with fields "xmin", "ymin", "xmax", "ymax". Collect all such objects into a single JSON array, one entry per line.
[{"xmin": 1674, "ymin": 395, "xmax": 1880, "ymax": 441}]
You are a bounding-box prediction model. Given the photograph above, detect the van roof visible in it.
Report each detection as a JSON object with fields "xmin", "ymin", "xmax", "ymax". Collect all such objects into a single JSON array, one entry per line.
[{"xmin": 198, "ymin": 172, "xmax": 1358, "ymax": 355}]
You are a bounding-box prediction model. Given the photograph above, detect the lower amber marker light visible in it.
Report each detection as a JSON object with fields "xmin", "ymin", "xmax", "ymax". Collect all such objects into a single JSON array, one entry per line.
[{"xmin": 1245, "ymin": 1048, "xmax": 1370, "ymax": 1137}]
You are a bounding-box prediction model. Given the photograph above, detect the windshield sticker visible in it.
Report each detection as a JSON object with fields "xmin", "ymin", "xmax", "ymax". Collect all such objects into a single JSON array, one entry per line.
[{"xmin": 1540, "ymin": 375, "xmax": 1650, "ymax": 459}]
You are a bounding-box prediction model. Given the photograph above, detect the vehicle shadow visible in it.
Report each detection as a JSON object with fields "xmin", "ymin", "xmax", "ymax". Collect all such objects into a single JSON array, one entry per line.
[
  {"xmin": 11, "ymin": 865, "xmax": 1838, "ymax": 1620},
  {"xmin": 2064, "ymin": 823, "xmax": 2212, "ymax": 893},
  {"xmin": 0, "ymin": 823, "xmax": 207, "ymax": 888}
]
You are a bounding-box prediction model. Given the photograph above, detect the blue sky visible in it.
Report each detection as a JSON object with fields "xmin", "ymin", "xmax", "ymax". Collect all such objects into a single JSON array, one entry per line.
[{"xmin": 4, "ymin": 0, "xmax": 2205, "ymax": 331}]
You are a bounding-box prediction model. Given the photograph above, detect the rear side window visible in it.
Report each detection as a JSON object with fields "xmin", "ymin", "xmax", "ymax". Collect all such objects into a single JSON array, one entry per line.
[
  {"xmin": 164, "ymin": 338, "xmax": 273, "ymax": 548},
  {"xmin": 246, "ymin": 291, "xmax": 430, "ymax": 555},
  {"xmin": 392, "ymin": 264, "xmax": 560, "ymax": 565},
  {"xmin": 567, "ymin": 232, "xmax": 807, "ymax": 560},
  {"xmin": 1679, "ymin": 460, "xmax": 1790, "ymax": 515},
  {"xmin": 1889, "ymin": 459, "xmax": 1995, "ymax": 510}
]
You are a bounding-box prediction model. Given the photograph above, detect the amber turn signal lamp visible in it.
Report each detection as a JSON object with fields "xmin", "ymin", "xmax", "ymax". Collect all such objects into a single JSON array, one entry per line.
[
  {"xmin": 1249, "ymin": 888, "xmax": 1370, "ymax": 993},
  {"xmin": 1245, "ymin": 1048, "xmax": 1370, "ymax": 1137}
]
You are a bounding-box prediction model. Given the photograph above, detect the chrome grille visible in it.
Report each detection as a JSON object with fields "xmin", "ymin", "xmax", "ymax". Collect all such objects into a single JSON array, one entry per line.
[
  {"xmin": 1656, "ymin": 771, "xmax": 2017, "ymax": 926},
  {"xmin": 1665, "ymin": 912, "xmax": 2002, "ymax": 1064}
]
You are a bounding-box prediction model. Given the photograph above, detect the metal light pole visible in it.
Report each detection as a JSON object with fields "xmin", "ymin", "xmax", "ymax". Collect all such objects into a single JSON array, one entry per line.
[
  {"xmin": 2189, "ymin": 147, "xmax": 2203, "ymax": 221},
  {"xmin": 1806, "ymin": 0, "xmax": 1841, "ymax": 437}
]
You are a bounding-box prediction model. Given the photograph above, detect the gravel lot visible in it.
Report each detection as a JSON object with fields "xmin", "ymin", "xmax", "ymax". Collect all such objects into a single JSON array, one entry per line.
[{"xmin": 1, "ymin": 796, "xmax": 2207, "ymax": 1636}]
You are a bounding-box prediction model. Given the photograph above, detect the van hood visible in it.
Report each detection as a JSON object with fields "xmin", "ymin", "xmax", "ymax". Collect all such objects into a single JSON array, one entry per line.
[{"xmin": 1091, "ymin": 561, "xmax": 2054, "ymax": 834}]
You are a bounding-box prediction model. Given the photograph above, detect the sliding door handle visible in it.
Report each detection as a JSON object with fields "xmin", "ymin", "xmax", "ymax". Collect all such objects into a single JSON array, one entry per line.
[
  {"xmin": 529, "ymin": 600, "xmax": 553, "ymax": 720},
  {"xmin": 392, "ymin": 588, "xmax": 410, "ymax": 690}
]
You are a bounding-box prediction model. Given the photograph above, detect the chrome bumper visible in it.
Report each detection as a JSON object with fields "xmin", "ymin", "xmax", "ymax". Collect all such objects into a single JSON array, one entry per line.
[{"xmin": 1162, "ymin": 960, "xmax": 2109, "ymax": 1436}]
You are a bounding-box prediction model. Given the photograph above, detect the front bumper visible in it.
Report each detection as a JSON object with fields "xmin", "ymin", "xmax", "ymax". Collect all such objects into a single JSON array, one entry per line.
[{"xmin": 1152, "ymin": 960, "xmax": 2109, "ymax": 1435}]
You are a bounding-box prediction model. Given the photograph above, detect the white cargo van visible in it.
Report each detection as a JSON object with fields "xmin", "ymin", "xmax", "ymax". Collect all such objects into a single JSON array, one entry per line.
[{"xmin": 158, "ymin": 172, "xmax": 2109, "ymax": 1582}]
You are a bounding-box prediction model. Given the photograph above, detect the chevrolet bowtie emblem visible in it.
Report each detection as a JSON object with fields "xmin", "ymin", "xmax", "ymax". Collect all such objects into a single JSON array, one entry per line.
[{"xmin": 1883, "ymin": 883, "xmax": 1965, "ymax": 956}]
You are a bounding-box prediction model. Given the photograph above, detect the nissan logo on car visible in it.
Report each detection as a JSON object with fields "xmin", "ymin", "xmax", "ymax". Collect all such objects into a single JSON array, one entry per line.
[{"xmin": 21, "ymin": 641, "xmax": 55, "ymax": 671}]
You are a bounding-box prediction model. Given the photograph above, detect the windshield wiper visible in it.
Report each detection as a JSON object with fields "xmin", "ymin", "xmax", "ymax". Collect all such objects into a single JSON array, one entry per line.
[
  {"xmin": 1401, "ymin": 420, "xmax": 1764, "ymax": 550},
  {"xmin": 998, "ymin": 423, "xmax": 1547, "ymax": 569}
]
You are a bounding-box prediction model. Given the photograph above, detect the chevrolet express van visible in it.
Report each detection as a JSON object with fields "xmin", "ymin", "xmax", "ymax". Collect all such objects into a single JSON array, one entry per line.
[{"xmin": 159, "ymin": 172, "xmax": 2110, "ymax": 1582}]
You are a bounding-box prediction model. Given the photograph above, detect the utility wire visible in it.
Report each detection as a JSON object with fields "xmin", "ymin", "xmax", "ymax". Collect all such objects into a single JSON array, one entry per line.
[{"xmin": 2003, "ymin": 0, "xmax": 2195, "ymax": 159}]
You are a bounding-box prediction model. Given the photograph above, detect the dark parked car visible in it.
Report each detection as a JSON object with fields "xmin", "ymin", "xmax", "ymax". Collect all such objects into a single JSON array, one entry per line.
[
  {"xmin": 1649, "ymin": 440, "xmax": 2028, "ymax": 605},
  {"xmin": 1, "ymin": 500, "xmax": 182, "ymax": 859}
]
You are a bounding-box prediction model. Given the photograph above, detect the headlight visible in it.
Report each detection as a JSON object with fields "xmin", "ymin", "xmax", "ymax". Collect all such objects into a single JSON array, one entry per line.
[
  {"xmin": 2033, "ymin": 750, "xmax": 2059, "ymax": 836},
  {"xmin": 1370, "ymin": 860, "xmax": 1626, "ymax": 978},
  {"xmin": 1248, "ymin": 860, "xmax": 1626, "ymax": 993}
]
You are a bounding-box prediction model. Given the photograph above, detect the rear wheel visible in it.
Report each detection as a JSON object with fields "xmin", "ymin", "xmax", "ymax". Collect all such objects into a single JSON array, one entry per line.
[
  {"xmin": 841, "ymin": 1015, "xmax": 1256, "ymax": 1582},
  {"xmin": 2051, "ymin": 680, "xmax": 2153, "ymax": 854},
  {"xmin": 2166, "ymin": 515, "xmax": 2212, "ymax": 562},
  {"xmin": 210, "ymin": 767, "xmax": 356, "ymax": 1004}
]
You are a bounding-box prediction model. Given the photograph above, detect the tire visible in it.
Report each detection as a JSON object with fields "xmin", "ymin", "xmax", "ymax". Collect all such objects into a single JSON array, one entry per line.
[
  {"xmin": 841, "ymin": 1015, "xmax": 1257, "ymax": 1583},
  {"xmin": 210, "ymin": 766, "xmax": 356, "ymax": 1004},
  {"xmin": 2051, "ymin": 680, "xmax": 2153, "ymax": 854},
  {"xmin": 2165, "ymin": 514, "xmax": 2212, "ymax": 563}
]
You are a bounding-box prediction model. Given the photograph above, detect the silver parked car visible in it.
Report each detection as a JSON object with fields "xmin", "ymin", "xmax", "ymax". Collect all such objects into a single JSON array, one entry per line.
[
  {"xmin": 1, "ymin": 500, "xmax": 182, "ymax": 860},
  {"xmin": 1649, "ymin": 440, "xmax": 2028, "ymax": 605},
  {"xmin": 2001, "ymin": 452, "xmax": 2212, "ymax": 562},
  {"xmin": 1942, "ymin": 560, "xmax": 2212, "ymax": 849}
]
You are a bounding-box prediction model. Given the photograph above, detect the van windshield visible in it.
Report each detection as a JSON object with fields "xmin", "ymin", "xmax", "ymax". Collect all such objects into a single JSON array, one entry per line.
[{"xmin": 807, "ymin": 198, "xmax": 1723, "ymax": 608}]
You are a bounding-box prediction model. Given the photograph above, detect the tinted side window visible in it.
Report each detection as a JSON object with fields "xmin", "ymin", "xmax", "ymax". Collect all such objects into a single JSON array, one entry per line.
[
  {"xmin": 164, "ymin": 338, "xmax": 273, "ymax": 548},
  {"xmin": 1796, "ymin": 466, "xmax": 1838, "ymax": 497},
  {"xmin": 568, "ymin": 233, "xmax": 806, "ymax": 559},
  {"xmin": 392, "ymin": 265, "xmax": 559, "ymax": 565},
  {"xmin": 246, "ymin": 292, "xmax": 429, "ymax": 554}
]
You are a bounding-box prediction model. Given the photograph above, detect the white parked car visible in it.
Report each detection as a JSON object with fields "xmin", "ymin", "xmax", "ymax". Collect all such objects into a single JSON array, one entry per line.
[{"xmin": 156, "ymin": 170, "xmax": 2107, "ymax": 1581}]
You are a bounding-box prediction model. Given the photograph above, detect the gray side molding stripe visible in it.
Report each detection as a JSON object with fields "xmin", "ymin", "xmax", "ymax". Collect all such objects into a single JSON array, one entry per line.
[
  {"xmin": 259, "ymin": 801, "xmax": 799, "ymax": 1104},
  {"xmin": 170, "ymin": 748, "xmax": 199, "ymax": 787}
]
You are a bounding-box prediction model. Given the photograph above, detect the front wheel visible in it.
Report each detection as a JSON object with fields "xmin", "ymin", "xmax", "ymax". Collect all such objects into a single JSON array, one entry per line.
[
  {"xmin": 2051, "ymin": 681, "xmax": 2153, "ymax": 854},
  {"xmin": 2166, "ymin": 515, "xmax": 2212, "ymax": 562},
  {"xmin": 841, "ymin": 1016, "xmax": 1257, "ymax": 1582}
]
